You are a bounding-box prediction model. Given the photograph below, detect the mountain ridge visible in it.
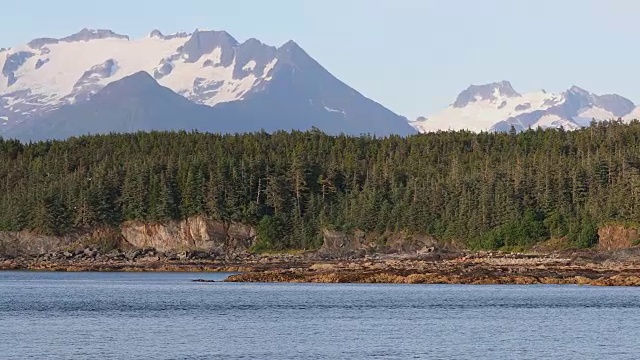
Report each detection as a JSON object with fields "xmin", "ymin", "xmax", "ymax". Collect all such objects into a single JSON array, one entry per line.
[
  {"xmin": 411, "ymin": 81, "xmax": 639, "ymax": 133},
  {"xmin": 0, "ymin": 28, "xmax": 416, "ymax": 141}
]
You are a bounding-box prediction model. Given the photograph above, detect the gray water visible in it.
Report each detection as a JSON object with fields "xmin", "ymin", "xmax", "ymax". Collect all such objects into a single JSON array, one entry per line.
[{"xmin": 0, "ymin": 272, "xmax": 639, "ymax": 360}]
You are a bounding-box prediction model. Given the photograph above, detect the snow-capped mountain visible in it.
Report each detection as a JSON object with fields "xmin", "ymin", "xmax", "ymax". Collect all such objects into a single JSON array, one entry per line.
[
  {"xmin": 411, "ymin": 81, "xmax": 639, "ymax": 133},
  {"xmin": 0, "ymin": 28, "xmax": 416, "ymax": 140}
]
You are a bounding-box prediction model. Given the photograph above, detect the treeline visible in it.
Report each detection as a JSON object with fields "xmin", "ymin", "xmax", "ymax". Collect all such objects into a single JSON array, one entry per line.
[{"xmin": 2, "ymin": 120, "xmax": 640, "ymax": 250}]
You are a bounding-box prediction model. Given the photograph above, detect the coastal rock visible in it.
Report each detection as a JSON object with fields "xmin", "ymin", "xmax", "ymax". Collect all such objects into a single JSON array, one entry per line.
[
  {"xmin": 0, "ymin": 217, "xmax": 255, "ymax": 256},
  {"xmin": 120, "ymin": 216, "xmax": 256, "ymax": 253},
  {"xmin": 126, "ymin": 250, "xmax": 141, "ymax": 260},
  {"xmin": 319, "ymin": 229, "xmax": 439, "ymax": 256},
  {"xmin": 598, "ymin": 225, "xmax": 639, "ymax": 251},
  {"xmin": 106, "ymin": 249, "xmax": 125, "ymax": 259},
  {"xmin": 0, "ymin": 228, "xmax": 123, "ymax": 257},
  {"xmin": 0, "ymin": 231, "xmax": 74, "ymax": 257}
]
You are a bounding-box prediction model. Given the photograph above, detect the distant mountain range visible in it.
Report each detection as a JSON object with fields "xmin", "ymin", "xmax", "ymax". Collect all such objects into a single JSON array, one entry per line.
[
  {"xmin": 0, "ymin": 28, "xmax": 637, "ymax": 141},
  {"xmin": 0, "ymin": 28, "xmax": 416, "ymax": 141},
  {"xmin": 410, "ymin": 81, "xmax": 640, "ymax": 133}
]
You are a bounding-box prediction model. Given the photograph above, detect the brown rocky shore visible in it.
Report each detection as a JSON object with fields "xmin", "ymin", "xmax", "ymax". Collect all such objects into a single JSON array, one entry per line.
[
  {"xmin": 223, "ymin": 252, "xmax": 640, "ymax": 286},
  {"xmin": 2, "ymin": 216, "xmax": 640, "ymax": 286},
  {"xmin": 2, "ymin": 246, "xmax": 640, "ymax": 286}
]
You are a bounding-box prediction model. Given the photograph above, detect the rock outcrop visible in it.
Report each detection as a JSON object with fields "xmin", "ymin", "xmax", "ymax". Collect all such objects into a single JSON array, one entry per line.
[
  {"xmin": 320, "ymin": 229, "xmax": 370, "ymax": 256},
  {"xmin": 0, "ymin": 216, "xmax": 256, "ymax": 256},
  {"xmin": 121, "ymin": 216, "xmax": 256, "ymax": 253},
  {"xmin": 0, "ymin": 231, "xmax": 73, "ymax": 257},
  {"xmin": 224, "ymin": 253, "xmax": 640, "ymax": 286},
  {"xmin": 598, "ymin": 224, "xmax": 639, "ymax": 251},
  {"xmin": 319, "ymin": 229, "xmax": 439, "ymax": 257}
]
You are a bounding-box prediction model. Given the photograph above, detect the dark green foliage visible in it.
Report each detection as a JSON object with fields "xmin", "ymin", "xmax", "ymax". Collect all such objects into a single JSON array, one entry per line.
[
  {"xmin": 1, "ymin": 120, "xmax": 640, "ymax": 250},
  {"xmin": 472, "ymin": 210, "xmax": 548, "ymax": 250},
  {"xmin": 253, "ymin": 215, "xmax": 286, "ymax": 252},
  {"xmin": 32, "ymin": 193, "xmax": 71, "ymax": 236},
  {"xmin": 568, "ymin": 216, "xmax": 599, "ymax": 248}
]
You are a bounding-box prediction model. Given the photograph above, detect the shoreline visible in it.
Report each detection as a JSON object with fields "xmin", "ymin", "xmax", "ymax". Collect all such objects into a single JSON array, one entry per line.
[{"xmin": 3, "ymin": 249, "xmax": 640, "ymax": 286}]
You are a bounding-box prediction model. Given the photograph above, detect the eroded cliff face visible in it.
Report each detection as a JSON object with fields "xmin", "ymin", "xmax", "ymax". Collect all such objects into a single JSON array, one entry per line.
[
  {"xmin": 0, "ymin": 228, "xmax": 124, "ymax": 257},
  {"xmin": 598, "ymin": 225, "xmax": 639, "ymax": 251},
  {"xmin": 0, "ymin": 231, "xmax": 73, "ymax": 257},
  {"xmin": 319, "ymin": 229, "xmax": 439, "ymax": 257},
  {"xmin": 8, "ymin": 220, "xmax": 637, "ymax": 258},
  {"xmin": 121, "ymin": 216, "xmax": 256, "ymax": 253},
  {"xmin": 0, "ymin": 216, "xmax": 256, "ymax": 256}
]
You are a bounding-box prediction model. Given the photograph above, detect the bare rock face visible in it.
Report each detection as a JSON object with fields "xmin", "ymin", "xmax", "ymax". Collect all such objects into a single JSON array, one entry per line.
[
  {"xmin": 598, "ymin": 225, "xmax": 639, "ymax": 251},
  {"xmin": 0, "ymin": 231, "xmax": 73, "ymax": 257},
  {"xmin": 319, "ymin": 229, "xmax": 438, "ymax": 257},
  {"xmin": 0, "ymin": 216, "xmax": 255, "ymax": 256},
  {"xmin": 320, "ymin": 229, "xmax": 369, "ymax": 256},
  {"xmin": 120, "ymin": 216, "xmax": 256, "ymax": 253}
]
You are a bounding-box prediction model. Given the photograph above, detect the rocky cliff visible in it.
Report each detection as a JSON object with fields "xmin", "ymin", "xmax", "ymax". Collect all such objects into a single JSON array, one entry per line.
[
  {"xmin": 5, "ymin": 220, "xmax": 638, "ymax": 259},
  {"xmin": 0, "ymin": 231, "xmax": 73, "ymax": 257},
  {"xmin": 598, "ymin": 224, "xmax": 640, "ymax": 251},
  {"xmin": 319, "ymin": 229, "xmax": 439, "ymax": 257},
  {"xmin": 121, "ymin": 216, "xmax": 255, "ymax": 253},
  {"xmin": 0, "ymin": 216, "xmax": 256, "ymax": 256}
]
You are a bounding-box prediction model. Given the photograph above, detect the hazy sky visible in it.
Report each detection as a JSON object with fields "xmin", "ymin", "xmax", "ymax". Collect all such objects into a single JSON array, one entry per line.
[{"xmin": 0, "ymin": 0, "xmax": 637, "ymax": 119}]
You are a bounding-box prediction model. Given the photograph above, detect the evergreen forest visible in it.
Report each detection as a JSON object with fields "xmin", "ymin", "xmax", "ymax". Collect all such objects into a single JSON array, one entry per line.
[{"xmin": 2, "ymin": 120, "xmax": 640, "ymax": 251}]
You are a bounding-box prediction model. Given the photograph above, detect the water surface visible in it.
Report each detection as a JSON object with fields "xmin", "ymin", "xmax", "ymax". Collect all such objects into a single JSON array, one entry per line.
[{"xmin": 1, "ymin": 271, "xmax": 638, "ymax": 359}]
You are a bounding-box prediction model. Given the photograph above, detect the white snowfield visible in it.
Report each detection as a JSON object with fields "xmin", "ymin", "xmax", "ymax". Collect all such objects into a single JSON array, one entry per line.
[
  {"xmin": 411, "ymin": 83, "xmax": 639, "ymax": 133},
  {"xmin": 0, "ymin": 29, "xmax": 280, "ymax": 124},
  {"xmin": 411, "ymin": 89, "xmax": 560, "ymax": 132},
  {"xmin": 624, "ymin": 107, "xmax": 640, "ymax": 122}
]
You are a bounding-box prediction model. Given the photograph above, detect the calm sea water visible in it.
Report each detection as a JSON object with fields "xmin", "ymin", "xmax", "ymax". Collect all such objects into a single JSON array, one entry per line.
[{"xmin": 0, "ymin": 271, "xmax": 639, "ymax": 360}]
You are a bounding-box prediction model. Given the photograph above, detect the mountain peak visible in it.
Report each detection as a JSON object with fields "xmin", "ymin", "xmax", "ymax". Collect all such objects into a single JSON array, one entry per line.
[
  {"xmin": 414, "ymin": 80, "xmax": 640, "ymax": 134},
  {"xmin": 148, "ymin": 29, "xmax": 191, "ymax": 40},
  {"xmin": 275, "ymin": 39, "xmax": 315, "ymax": 67},
  {"xmin": 279, "ymin": 40, "xmax": 302, "ymax": 51},
  {"xmin": 118, "ymin": 70, "xmax": 155, "ymax": 83},
  {"xmin": 452, "ymin": 81, "xmax": 521, "ymax": 108},
  {"xmin": 97, "ymin": 71, "xmax": 158, "ymax": 96},
  {"xmin": 28, "ymin": 28, "xmax": 130, "ymax": 48},
  {"xmin": 191, "ymin": 29, "xmax": 236, "ymax": 41},
  {"xmin": 123, "ymin": 70, "xmax": 155, "ymax": 81},
  {"xmin": 567, "ymin": 85, "xmax": 591, "ymax": 96},
  {"xmin": 596, "ymin": 94, "xmax": 636, "ymax": 116},
  {"xmin": 180, "ymin": 30, "xmax": 238, "ymax": 64},
  {"xmin": 242, "ymin": 38, "xmax": 264, "ymax": 46},
  {"xmin": 149, "ymin": 29, "xmax": 164, "ymax": 38},
  {"xmin": 62, "ymin": 28, "xmax": 129, "ymax": 42}
]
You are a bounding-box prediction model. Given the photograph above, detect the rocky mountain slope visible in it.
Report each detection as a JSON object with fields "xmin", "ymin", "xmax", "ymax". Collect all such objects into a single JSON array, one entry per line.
[
  {"xmin": 411, "ymin": 81, "xmax": 639, "ymax": 133},
  {"xmin": 0, "ymin": 28, "xmax": 416, "ymax": 140}
]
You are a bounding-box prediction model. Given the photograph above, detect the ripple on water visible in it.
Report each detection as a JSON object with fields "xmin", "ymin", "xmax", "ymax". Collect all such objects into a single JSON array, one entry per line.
[{"xmin": 0, "ymin": 271, "xmax": 639, "ymax": 360}]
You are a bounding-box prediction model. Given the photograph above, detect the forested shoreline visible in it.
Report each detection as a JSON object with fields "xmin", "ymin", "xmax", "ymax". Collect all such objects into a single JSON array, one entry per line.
[{"xmin": 2, "ymin": 120, "xmax": 640, "ymax": 251}]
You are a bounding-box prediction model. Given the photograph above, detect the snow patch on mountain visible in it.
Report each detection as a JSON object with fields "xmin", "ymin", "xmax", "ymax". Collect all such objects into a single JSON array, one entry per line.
[
  {"xmin": 0, "ymin": 28, "xmax": 288, "ymax": 125},
  {"xmin": 323, "ymin": 104, "xmax": 346, "ymax": 116},
  {"xmin": 2, "ymin": 36, "xmax": 184, "ymax": 104},
  {"xmin": 624, "ymin": 107, "xmax": 640, "ymax": 121},
  {"xmin": 242, "ymin": 60, "xmax": 257, "ymax": 72},
  {"xmin": 157, "ymin": 48, "xmax": 261, "ymax": 106},
  {"xmin": 573, "ymin": 107, "xmax": 616, "ymax": 126},
  {"xmin": 411, "ymin": 83, "xmax": 557, "ymax": 132},
  {"xmin": 262, "ymin": 59, "xmax": 278, "ymax": 81},
  {"xmin": 533, "ymin": 115, "xmax": 581, "ymax": 130}
]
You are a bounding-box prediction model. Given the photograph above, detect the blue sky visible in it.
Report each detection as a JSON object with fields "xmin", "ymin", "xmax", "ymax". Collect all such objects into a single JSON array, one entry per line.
[{"xmin": 0, "ymin": 0, "xmax": 637, "ymax": 119}]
